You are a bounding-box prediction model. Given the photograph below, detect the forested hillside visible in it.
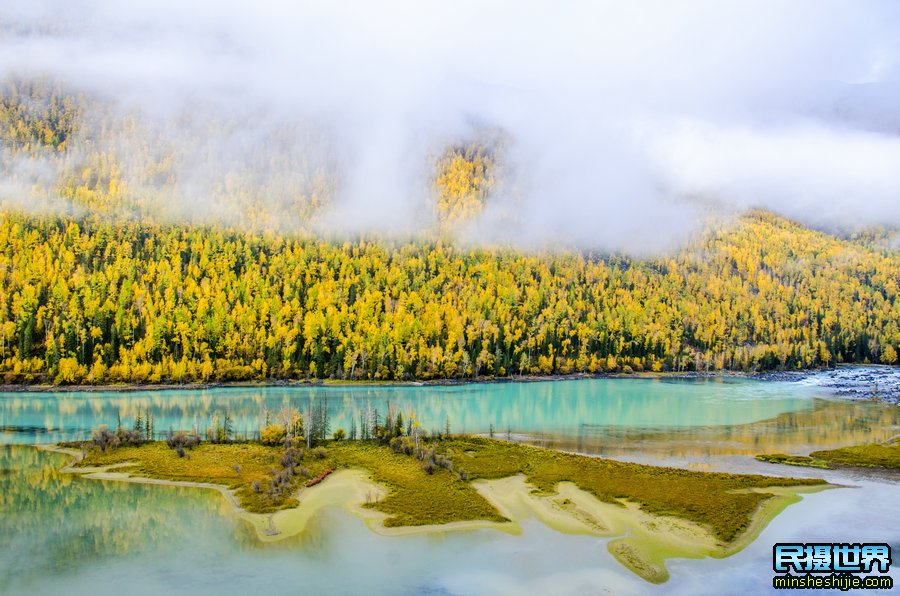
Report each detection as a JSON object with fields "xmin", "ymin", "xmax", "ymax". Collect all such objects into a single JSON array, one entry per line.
[
  {"xmin": 1, "ymin": 210, "xmax": 897, "ymax": 384},
  {"xmin": 1, "ymin": 79, "xmax": 898, "ymax": 384}
]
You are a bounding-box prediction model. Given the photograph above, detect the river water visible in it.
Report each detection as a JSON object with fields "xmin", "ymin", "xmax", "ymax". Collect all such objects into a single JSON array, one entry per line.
[{"xmin": 1, "ymin": 371, "xmax": 897, "ymax": 595}]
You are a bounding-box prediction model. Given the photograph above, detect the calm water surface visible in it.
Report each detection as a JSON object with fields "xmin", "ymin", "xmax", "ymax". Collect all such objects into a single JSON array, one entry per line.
[{"xmin": 1, "ymin": 373, "xmax": 897, "ymax": 595}]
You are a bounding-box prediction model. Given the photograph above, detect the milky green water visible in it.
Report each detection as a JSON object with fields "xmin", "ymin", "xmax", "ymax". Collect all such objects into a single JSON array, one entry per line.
[
  {"xmin": 0, "ymin": 376, "xmax": 842, "ymax": 445},
  {"xmin": 1, "ymin": 375, "xmax": 897, "ymax": 595}
]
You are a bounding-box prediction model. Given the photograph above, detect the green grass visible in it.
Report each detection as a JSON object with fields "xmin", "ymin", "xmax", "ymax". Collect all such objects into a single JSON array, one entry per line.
[
  {"xmin": 438, "ymin": 437, "xmax": 824, "ymax": 542},
  {"xmin": 73, "ymin": 440, "xmax": 503, "ymax": 522},
  {"xmin": 758, "ymin": 441, "xmax": 900, "ymax": 471},
  {"xmin": 810, "ymin": 442, "xmax": 900, "ymax": 469},
  {"xmin": 754, "ymin": 454, "xmax": 831, "ymax": 469},
  {"xmin": 73, "ymin": 436, "xmax": 825, "ymax": 542},
  {"xmin": 329, "ymin": 442, "xmax": 506, "ymax": 526},
  {"xmin": 73, "ymin": 442, "xmax": 332, "ymax": 513}
]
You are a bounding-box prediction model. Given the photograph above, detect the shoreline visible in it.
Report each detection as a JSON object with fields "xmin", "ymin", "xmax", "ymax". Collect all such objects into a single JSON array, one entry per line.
[
  {"xmin": 3, "ymin": 363, "xmax": 892, "ymax": 395},
  {"xmin": 41, "ymin": 443, "xmax": 520, "ymax": 540},
  {"xmin": 39, "ymin": 442, "xmax": 831, "ymax": 584}
]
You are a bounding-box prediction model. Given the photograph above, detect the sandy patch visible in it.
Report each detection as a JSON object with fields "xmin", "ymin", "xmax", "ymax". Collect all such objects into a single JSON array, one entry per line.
[{"xmin": 472, "ymin": 474, "xmax": 831, "ymax": 583}]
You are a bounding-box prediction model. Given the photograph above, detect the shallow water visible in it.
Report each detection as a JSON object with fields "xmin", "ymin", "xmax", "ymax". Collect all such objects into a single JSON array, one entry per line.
[{"xmin": 1, "ymin": 371, "xmax": 897, "ymax": 595}]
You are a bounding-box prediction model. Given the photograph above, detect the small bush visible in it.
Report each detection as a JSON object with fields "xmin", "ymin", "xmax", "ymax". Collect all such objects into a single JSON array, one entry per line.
[
  {"xmin": 116, "ymin": 427, "xmax": 143, "ymax": 446},
  {"xmin": 435, "ymin": 454, "xmax": 453, "ymax": 472},
  {"xmin": 411, "ymin": 445, "xmax": 453, "ymax": 475},
  {"xmin": 314, "ymin": 447, "xmax": 327, "ymax": 460},
  {"xmin": 260, "ymin": 423, "xmax": 286, "ymax": 446},
  {"xmin": 166, "ymin": 430, "xmax": 201, "ymax": 451},
  {"xmin": 280, "ymin": 447, "xmax": 306, "ymax": 477},
  {"xmin": 389, "ymin": 436, "xmax": 413, "ymax": 455},
  {"xmin": 280, "ymin": 449, "xmax": 298, "ymax": 468},
  {"xmin": 91, "ymin": 425, "xmax": 119, "ymax": 452}
]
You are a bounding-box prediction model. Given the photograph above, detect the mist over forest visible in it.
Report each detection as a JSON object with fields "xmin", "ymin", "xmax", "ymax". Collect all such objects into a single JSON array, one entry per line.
[{"xmin": 3, "ymin": 1, "xmax": 900, "ymax": 253}]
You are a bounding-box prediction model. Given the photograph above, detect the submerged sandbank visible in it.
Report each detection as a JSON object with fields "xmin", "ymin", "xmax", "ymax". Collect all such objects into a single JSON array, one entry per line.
[
  {"xmin": 45, "ymin": 444, "xmax": 828, "ymax": 583},
  {"xmin": 474, "ymin": 474, "xmax": 828, "ymax": 583}
]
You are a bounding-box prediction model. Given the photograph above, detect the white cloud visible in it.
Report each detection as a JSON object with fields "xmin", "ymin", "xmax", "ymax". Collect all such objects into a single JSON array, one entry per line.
[
  {"xmin": 2, "ymin": 0, "xmax": 899, "ymax": 249},
  {"xmin": 643, "ymin": 120, "xmax": 900, "ymax": 230}
]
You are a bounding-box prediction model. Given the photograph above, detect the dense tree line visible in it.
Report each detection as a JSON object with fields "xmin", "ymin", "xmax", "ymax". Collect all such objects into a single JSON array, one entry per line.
[{"xmin": 1, "ymin": 209, "xmax": 897, "ymax": 385}]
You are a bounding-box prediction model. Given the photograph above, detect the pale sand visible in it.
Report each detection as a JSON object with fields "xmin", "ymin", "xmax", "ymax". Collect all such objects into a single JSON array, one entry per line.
[
  {"xmin": 40, "ymin": 445, "xmax": 830, "ymax": 583},
  {"xmin": 232, "ymin": 468, "xmax": 517, "ymax": 542},
  {"xmin": 473, "ymin": 474, "xmax": 831, "ymax": 583}
]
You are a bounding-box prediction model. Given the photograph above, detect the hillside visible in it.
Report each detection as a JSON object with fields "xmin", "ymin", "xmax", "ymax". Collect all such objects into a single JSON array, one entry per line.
[
  {"xmin": 1, "ymin": 79, "xmax": 898, "ymax": 384},
  {"xmin": 0, "ymin": 209, "xmax": 897, "ymax": 385}
]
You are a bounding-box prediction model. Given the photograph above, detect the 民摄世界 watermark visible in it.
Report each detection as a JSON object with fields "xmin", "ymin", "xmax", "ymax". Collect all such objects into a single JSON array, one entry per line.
[{"xmin": 772, "ymin": 543, "xmax": 893, "ymax": 590}]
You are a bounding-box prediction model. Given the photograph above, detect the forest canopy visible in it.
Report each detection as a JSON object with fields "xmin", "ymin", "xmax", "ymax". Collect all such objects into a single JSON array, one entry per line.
[{"xmin": 1, "ymin": 210, "xmax": 897, "ymax": 385}]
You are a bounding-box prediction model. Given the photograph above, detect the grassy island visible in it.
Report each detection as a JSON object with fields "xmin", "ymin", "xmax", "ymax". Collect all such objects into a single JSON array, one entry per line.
[
  {"xmin": 757, "ymin": 440, "xmax": 900, "ymax": 470},
  {"xmin": 54, "ymin": 430, "xmax": 828, "ymax": 583}
]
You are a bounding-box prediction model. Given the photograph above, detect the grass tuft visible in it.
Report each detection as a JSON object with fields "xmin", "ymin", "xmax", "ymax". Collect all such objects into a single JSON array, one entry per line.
[{"xmin": 758, "ymin": 441, "xmax": 900, "ymax": 471}]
